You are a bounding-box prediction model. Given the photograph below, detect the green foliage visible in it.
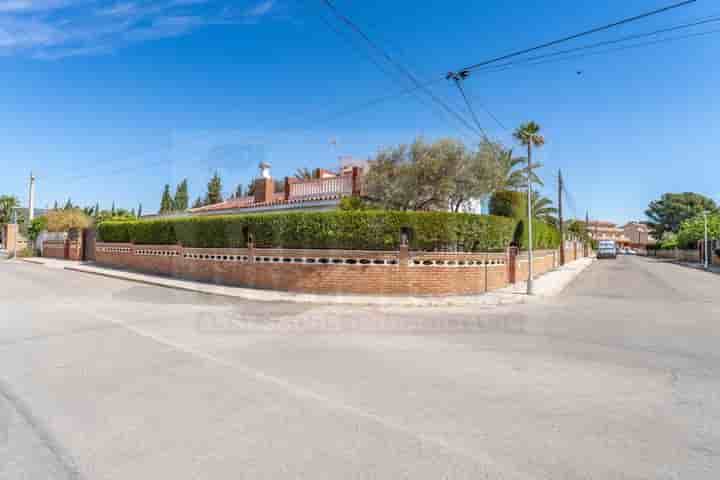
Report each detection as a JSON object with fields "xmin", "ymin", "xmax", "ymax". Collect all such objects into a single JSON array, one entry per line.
[
  {"xmin": 206, "ymin": 172, "xmax": 223, "ymax": 205},
  {"xmin": 27, "ymin": 216, "xmax": 48, "ymax": 241},
  {"xmin": 489, "ymin": 191, "xmax": 527, "ymax": 219},
  {"xmin": 97, "ymin": 221, "xmax": 131, "ymax": 243},
  {"xmin": 128, "ymin": 219, "xmax": 178, "ymax": 245},
  {"xmin": 174, "ymin": 179, "xmax": 189, "ymax": 211},
  {"xmin": 645, "ymin": 192, "xmax": 718, "ymax": 238},
  {"xmin": 676, "ymin": 214, "xmax": 720, "ymax": 249},
  {"xmin": 98, "ymin": 211, "xmax": 517, "ymax": 251},
  {"xmin": 0, "ymin": 195, "xmax": 19, "ymax": 224},
  {"xmin": 46, "ymin": 209, "xmax": 91, "ymax": 232},
  {"xmin": 338, "ymin": 196, "xmax": 367, "ymax": 211},
  {"xmin": 363, "ymin": 137, "xmax": 520, "ymax": 213},
  {"xmin": 514, "ymin": 219, "xmax": 561, "ymax": 250},
  {"xmin": 658, "ymin": 233, "xmax": 679, "ymax": 250},
  {"xmin": 160, "ymin": 184, "xmax": 174, "ymax": 213}
]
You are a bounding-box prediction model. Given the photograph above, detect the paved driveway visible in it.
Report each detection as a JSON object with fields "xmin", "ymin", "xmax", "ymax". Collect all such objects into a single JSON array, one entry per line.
[{"xmin": 1, "ymin": 256, "xmax": 719, "ymax": 479}]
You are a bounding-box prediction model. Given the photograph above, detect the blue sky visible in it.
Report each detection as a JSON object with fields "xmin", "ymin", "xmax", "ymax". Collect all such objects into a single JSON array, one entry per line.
[{"xmin": 1, "ymin": 0, "xmax": 719, "ymax": 223}]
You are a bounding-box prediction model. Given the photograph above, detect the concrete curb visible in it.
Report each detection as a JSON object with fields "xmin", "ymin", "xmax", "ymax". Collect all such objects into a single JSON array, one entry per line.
[
  {"xmin": 63, "ymin": 265, "xmax": 529, "ymax": 307},
  {"xmin": 56, "ymin": 257, "xmax": 594, "ymax": 307}
]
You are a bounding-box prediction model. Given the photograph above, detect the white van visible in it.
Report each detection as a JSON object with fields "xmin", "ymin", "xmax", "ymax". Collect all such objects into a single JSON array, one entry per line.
[{"xmin": 597, "ymin": 240, "xmax": 617, "ymax": 259}]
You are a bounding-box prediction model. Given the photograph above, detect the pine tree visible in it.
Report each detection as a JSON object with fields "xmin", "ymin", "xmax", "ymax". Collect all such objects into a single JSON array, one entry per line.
[
  {"xmin": 192, "ymin": 197, "xmax": 203, "ymax": 209},
  {"xmin": 174, "ymin": 179, "xmax": 189, "ymax": 211},
  {"xmin": 160, "ymin": 185, "xmax": 174, "ymax": 213},
  {"xmin": 205, "ymin": 172, "xmax": 223, "ymax": 205},
  {"xmin": 137, "ymin": 203, "xmax": 143, "ymax": 218},
  {"xmin": 64, "ymin": 198, "xmax": 73, "ymax": 210}
]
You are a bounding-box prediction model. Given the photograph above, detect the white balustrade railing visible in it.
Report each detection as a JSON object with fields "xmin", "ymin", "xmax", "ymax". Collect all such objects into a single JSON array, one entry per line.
[{"xmin": 289, "ymin": 176, "xmax": 354, "ymax": 200}]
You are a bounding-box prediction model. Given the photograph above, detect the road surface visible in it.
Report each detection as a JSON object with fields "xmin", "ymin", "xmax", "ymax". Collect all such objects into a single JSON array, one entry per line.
[{"xmin": 1, "ymin": 256, "xmax": 719, "ymax": 479}]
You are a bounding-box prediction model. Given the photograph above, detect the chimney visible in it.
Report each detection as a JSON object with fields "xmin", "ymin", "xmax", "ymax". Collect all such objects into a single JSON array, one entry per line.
[{"xmin": 254, "ymin": 162, "xmax": 274, "ymax": 204}]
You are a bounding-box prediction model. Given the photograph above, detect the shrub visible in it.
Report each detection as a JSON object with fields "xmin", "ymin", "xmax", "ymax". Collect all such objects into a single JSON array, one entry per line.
[
  {"xmin": 97, "ymin": 221, "xmax": 131, "ymax": 243},
  {"xmin": 676, "ymin": 214, "xmax": 720, "ymax": 249},
  {"xmin": 489, "ymin": 191, "xmax": 527, "ymax": 219},
  {"xmin": 514, "ymin": 219, "xmax": 561, "ymax": 250},
  {"xmin": 27, "ymin": 216, "xmax": 48, "ymax": 241},
  {"xmin": 98, "ymin": 211, "xmax": 517, "ymax": 251},
  {"xmin": 46, "ymin": 209, "xmax": 91, "ymax": 232}
]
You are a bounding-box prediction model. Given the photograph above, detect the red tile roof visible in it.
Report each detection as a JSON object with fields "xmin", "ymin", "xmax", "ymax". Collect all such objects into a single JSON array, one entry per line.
[{"xmin": 188, "ymin": 192, "xmax": 343, "ymax": 214}]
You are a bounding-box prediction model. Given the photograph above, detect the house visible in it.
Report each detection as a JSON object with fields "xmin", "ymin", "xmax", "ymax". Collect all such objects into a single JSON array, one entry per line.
[
  {"xmin": 587, "ymin": 220, "xmax": 631, "ymax": 248},
  {"xmin": 188, "ymin": 162, "xmax": 364, "ymax": 216},
  {"xmin": 622, "ymin": 221, "xmax": 656, "ymax": 249}
]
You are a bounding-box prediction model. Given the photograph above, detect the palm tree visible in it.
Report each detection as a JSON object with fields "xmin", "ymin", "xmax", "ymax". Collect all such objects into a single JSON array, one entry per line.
[
  {"xmin": 294, "ymin": 168, "xmax": 313, "ymax": 180},
  {"xmin": 478, "ymin": 139, "xmax": 542, "ymax": 191},
  {"xmin": 513, "ymin": 121, "xmax": 546, "ymax": 295},
  {"xmin": 0, "ymin": 195, "xmax": 19, "ymax": 225},
  {"xmin": 532, "ymin": 192, "xmax": 558, "ymax": 224}
]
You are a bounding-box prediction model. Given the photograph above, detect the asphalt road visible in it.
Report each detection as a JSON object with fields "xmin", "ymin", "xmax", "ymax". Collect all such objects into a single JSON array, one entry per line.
[{"xmin": 1, "ymin": 255, "xmax": 719, "ymax": 479}]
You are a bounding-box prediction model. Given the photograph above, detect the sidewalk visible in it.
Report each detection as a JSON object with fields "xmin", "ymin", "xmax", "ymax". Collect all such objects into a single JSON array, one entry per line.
[
  {"xmin": 677, "ymin": 261, "xmax": 720, "ymax": 275},
  {"xmin": 17, "ymin": 256, "xmax": 594, "ymax": 307}
]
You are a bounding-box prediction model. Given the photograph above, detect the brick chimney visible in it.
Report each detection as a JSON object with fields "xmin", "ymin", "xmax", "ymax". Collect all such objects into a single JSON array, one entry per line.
[{"xmin": 254, "ymin": 162, "xmax": 274, "ymax": 204}]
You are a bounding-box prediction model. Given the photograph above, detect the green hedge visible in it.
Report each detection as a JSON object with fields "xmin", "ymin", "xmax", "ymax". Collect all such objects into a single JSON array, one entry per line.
[
  {"xmin": 98, "ymin": 211, "xmax": 517, "ymax": 251},
  {"xmin": 97, "ymin": 221, "xmax": 132, "ymax": 243},
  {"xmin": 514, "ymin": 219, "xmax": 561, "ymax": 250}
]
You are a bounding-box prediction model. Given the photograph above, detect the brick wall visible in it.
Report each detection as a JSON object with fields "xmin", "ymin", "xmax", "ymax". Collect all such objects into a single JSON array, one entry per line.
[
  {"xmin": 95, "ymin": 243, "xmax": 588, "ymax": 296},
  {"xmin": 654, "ymin": 249, "xmax": 700, "ymax": 262},
  {"xmin": 43, "ymin": 240, "xmax": 67, "ymax": 260}
]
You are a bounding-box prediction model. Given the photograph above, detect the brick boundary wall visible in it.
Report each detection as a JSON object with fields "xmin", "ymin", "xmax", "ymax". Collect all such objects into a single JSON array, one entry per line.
[
  {"xmin": 43, "ymin": 240, "xmax": 67, "ymax": 260},
  {"xmin": 95, "ymin": 242, "xmax": 586, "ymax": 296}
]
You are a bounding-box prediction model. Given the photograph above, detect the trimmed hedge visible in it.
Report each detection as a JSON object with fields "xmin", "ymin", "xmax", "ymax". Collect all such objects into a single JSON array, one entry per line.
[
  {"xmin": 97, "ymin": 221, "xmax": 131, "ymax": 243},
  {"xmin": 514, "ymin": 219, "xmax": 562, "ymax": 250},
  {"xmin": 98, "ymin": 211, "xmax": 517, "ymax": 252}
]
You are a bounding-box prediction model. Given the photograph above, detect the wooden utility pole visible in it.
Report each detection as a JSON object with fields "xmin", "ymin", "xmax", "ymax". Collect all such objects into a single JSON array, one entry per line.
[{"xmin": 558, "ymin": 170, "xmax": 565, "ymax": 266}]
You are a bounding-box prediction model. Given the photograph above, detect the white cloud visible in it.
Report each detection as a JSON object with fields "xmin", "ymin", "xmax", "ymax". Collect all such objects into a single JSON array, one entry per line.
[
  {"xmin": 0, "ymin": 0, "xmax": 279, "ymax": 59},
  {"xmin": 244, "ymin": 0, "xmax": 274, "ymax": 18}
]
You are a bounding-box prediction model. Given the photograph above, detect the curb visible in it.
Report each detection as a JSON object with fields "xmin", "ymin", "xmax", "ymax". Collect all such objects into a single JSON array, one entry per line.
[
  {"xmin": 15, "ymin": 256, "xmax": 592, "ymax": 307},
  {"xmin": 63, "ymin": 265, "xmax": 530, "ymax": 307}
]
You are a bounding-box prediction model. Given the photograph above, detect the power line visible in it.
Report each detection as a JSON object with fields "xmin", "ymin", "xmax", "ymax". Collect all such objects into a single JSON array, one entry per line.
[
  {"xmin": 447, "ymin": 71, "xmax": 489, "ymax": 137},
  {"xmin": 47, "ymin": 7, "xmax": 718, "ymax": 187},
  {"xmin": 452, "ymin": 0, "xmax": 697, "ymax": 75},
  {"xmin": 320, "ymin": 0, "xmax": 483, "ymax": 137},
  {"xmin": 472, "ymin": 14, "xmax": 720, "ymax": 75}
]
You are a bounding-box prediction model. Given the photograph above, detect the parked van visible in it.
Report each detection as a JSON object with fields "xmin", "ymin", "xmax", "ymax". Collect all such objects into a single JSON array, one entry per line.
[{"xmin": 597, "ymin": 240, "xmax": 617, "ymax": 259}]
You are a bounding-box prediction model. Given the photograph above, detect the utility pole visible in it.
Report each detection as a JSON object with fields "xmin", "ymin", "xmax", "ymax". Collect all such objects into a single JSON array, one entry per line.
[
  {"xmin": 558, "ymin": 170, "xmax": 565, "ymax": 266},
  {"xmin": 703, "ymin": 211, "xmax": 709, "ymax": 270},
  {"xmin": 28, "ymin": 172, "xmax": 36, "ymax": 222},
  {"xmin": 586, "ymin": 211, "xmax": 591, "ymax": 256},
  {"xmin": 526, "ymin": 143, "xmax": 534, "ymax": 295}
]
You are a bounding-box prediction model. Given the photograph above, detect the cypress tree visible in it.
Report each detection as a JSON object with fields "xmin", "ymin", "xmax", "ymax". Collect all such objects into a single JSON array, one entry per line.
[
  {"xmin": 137, "ymin": 203, "xmax": 143, "ymax": 218},
  {"xmin": 174, "ymin": 179, "xmax": 189, "ymax": 211},
  {"xmin": 160, "ymin": 185, "xmax": 173, "ymax": 213},
  {"xmin": 205, "ymin": 172, "xmax": 223, "ymax": 205}
]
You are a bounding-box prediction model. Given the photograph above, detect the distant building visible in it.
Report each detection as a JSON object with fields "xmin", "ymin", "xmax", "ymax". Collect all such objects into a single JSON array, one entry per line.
[
  {"xmin": 622, "ymin": 221, "xmax": 656, "ymax": 248},
  {"xmin": 587, "ymin": 220, "xmax": 631, "ymax": 247},
  {"xmin": 188, "ymin": 162, "xmax": 365, "ymax": 216}
]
